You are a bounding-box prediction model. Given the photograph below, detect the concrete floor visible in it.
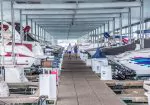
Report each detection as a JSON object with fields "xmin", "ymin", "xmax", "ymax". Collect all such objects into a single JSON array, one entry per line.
[{"xmin": 56, "ymin": 55, "xmax": 125, "ymax": 105}]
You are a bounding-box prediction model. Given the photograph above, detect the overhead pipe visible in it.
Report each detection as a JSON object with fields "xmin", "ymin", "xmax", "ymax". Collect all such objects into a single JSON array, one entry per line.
[{"xmin": 13, "ymin": 2, "xmax": 141, "ymax": 9}]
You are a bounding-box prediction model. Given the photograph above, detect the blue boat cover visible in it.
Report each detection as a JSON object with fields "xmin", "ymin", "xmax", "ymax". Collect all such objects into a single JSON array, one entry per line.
[
  {"xmin": 115, "ymin": 35, "xmax": 127, "ymax": 38},
  {"xmin": 92, "ymin": 48, "xmax": 106, "ymax": 58},
  {"xmin": 131, "ymin": 57, "xmax": 150, "ymax": 66},
  {"xmin": 136, "ymin": 30, "xmax": 150, "ymax": 34},
  {"xmin": 104, "ymin": 32, "xmax": 110, "ymax": 38}
]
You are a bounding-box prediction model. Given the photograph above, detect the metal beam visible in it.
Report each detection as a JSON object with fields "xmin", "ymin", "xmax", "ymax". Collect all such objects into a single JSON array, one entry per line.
[
  {"xmin": 44, "ymin": 26, "xmax": 100, "ymax": 28},
  {"xmin": 42, "ymin": 29, "xmax": 99, "ymax": 31},
  {"xmin": 43, "ymin": 28, "xmax": 95, "ymax": 30},
  {"xmin": 50, "ymin": 34, "xmax": 87, "ymax": 36},
  {"xmin": 22, "ymin": 9, "xmax": 129, "ymax": 15},
  {"xmin": 14, "ymin": 2, "xmax": 141, "ymax": 9},
  {"xmin": 28, "ymin": 14, "xmax": 119, "ymax": 19},
  {"xmin": 49, "ymin": 31, "xmax": 86, "ymax": 34},
  {"xmin": 32, "ymin": 18, "xmax": 113, "ymax": 22},
  {"xmin": 39, "ymin": 23, "xmax": 104, "ymax": 26},
  {"xmin": 42, "ymin": 28, "xmax": 100, "ymax": 30},
  {"xmin": 38, "ymin": 23, "xmax": 104, "ymax": 26},
  {"xmin": 36, "ymin": 23, "xmax": 106, "ymax": 26},
  {"xmin": 36, "ymin": 21, "xmax": 107, "ymax": 23}
]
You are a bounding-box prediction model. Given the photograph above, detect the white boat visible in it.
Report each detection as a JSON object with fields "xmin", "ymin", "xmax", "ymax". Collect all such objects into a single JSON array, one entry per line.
[
  {"xmin": 109, "ymin": 48, "xmax": 150, "ymax": 78},
  {"xmin": 0, "ymin": 21, "xmax": 45, "ymax": 83},
  {"xmin": 0, "ymin": 21, "xmax": 45, "ymax": 67}
]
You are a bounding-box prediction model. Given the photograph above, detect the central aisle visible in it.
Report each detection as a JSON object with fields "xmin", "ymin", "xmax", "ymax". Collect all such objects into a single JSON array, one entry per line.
[{"xmin": 56, "ymin": 55, "xmax": 124, "ymax": 105}]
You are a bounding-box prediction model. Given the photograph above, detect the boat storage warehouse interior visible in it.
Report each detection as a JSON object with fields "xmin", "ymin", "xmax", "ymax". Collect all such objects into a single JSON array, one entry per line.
[{"xmin": 1, "ymin": 0, "xmax": 150, "ymax": 105}]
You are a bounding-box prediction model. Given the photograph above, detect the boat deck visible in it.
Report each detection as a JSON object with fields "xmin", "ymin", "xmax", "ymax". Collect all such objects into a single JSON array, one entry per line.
[{"xmin": 57, "ymin": 55, "xmax": 125, "ymax": 105}]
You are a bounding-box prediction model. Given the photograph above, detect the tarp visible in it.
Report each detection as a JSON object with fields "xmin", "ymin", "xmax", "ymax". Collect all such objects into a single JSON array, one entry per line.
[
  {"xmin": 92, "ymin": 48, "xmax": 106, "ymax": 58},
  {"xmin": 136, "ymin": 30, "xmax": 150, "ymax": 34},
  {"xmin": 115, "ymin": 35, "xmax": 128, "ymax": 38},
  {"xmin": 104, "ymin": 32, "xmax": 110, "ymax": 38}
]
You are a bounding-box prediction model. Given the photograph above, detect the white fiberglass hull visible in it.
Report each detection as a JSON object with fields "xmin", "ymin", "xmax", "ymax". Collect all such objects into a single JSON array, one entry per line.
[{"xmin": 110, "ymin": 49, "xmax": 150, "ymax": 76}]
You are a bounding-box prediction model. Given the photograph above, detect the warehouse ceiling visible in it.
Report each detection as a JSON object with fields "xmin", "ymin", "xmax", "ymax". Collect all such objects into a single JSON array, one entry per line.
[{"xmin": 2, "ymin": 0, "xmax": 149, "ymax": 39}]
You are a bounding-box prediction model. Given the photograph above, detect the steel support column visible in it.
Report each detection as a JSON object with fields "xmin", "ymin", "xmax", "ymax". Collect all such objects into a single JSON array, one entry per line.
[
  {"xmin": 94, "ymin": 30, "xmax": 96, "ymax": 44},
  {"xmin": 31, "ymin": 19, "xmax": 33, "ymax": 35},
  {"xmin": 40, "ymin": 27, "xmax": 42, "ymax": 42},
  {"xmin": 44, "ymin": 30, "xmax": 46, "ymax": 42},
  {"xmin": 25, "ymin": 15, "xmax": 28, "ymax": 41},
  {"xmin": 119, "ymin": 13, "xmax": 122, "ymax": 45},
  {"xmin": 104, "ymin": 24, "xmax": 106, "ymax": 46},
  {"xmin": 113, "ymin": 18, "xmax": 116, "ymax": 42},
  {"xmin": 91, "ymin": 31, "xmax": 93, "ymax": 44},
  {"xmin": 100, "ymin": 26, "xmax": 102, "ymax": 47},
  {"xmin": 35, "ymin": 22, "xmax": 37, "ymax": 39},
  {"xmin": 11, "ymin": 1, "xmax": 15, "ymax": 65},
  {"xmin": 20, "ymin": 10, "xmax": 23, "ymax": 43},
  {"xmin": 37, "ymin": 25, "xmax": 40, "ymax": 40},
  {"xmin": 108, "ymin": 21, "xmax": 110, "ymax": 33},
  {"xmin": 1, "ymin": 0, "xmax": 4, "ymax": 66},
  {"xmin": 26, "ymin": 15, "xmax": 28, "ymax": 26},
  {"xmin": 90, "ymin": 32, "xmax": 92, "ymax": 43},
  {"xmin": 128, "ymin": 8, "xmax": 132, "ymax": 43},
  {"xmin": 140, "ymin": 0, "xmax": 144, "ymax": 49}
]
